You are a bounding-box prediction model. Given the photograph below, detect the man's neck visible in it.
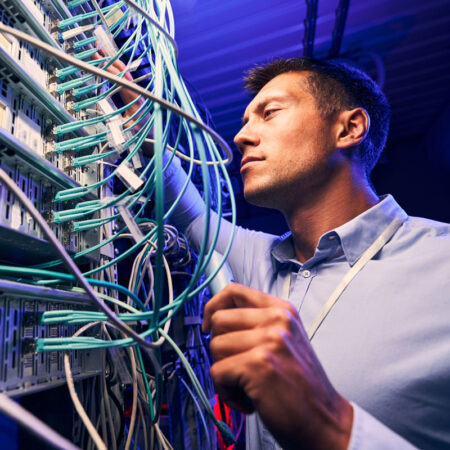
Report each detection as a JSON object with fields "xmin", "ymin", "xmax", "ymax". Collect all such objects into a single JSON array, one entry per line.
[{"xmin": 284, "ymin": 166, "xmax": 379, "ymax": 264}]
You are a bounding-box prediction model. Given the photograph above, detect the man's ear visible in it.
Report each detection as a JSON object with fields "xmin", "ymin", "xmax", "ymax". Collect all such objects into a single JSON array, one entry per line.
[{"xmin": 335, "ymin": 108, "xmax": 370, "ymax": 150}]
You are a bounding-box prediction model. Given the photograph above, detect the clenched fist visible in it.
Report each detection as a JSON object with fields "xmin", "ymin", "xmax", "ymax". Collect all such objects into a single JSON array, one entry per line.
[{"xmin": 202, "ymin": 283, "xmax": 353, "ymax": 450}]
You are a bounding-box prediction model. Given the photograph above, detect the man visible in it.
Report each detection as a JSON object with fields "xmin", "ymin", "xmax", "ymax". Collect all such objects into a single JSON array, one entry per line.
[{"xmin": 162, "ymin": 57, "xmax": 450, "ymax": 449}]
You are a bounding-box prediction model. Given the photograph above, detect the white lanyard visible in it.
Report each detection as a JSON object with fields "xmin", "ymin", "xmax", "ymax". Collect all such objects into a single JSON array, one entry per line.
[{"xmin": 283, "ymin": 218, "xmax": 404, "ymax": 341}]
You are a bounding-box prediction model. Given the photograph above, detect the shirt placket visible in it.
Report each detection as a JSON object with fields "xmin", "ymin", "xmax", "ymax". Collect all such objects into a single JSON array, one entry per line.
[{"xmin": 288, "ymin": 266, "xmax": 317, "ymax": 313}]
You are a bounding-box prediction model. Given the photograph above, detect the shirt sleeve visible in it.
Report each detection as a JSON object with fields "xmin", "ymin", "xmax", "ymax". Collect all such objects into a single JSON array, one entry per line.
[
  {"xmin": 162, "ymin": 151, "xmax": 205, "ymax": 232},
  {"xmin": 348, "ymin": 403, "xmax": 417, "ymax": 450},
  {"xmin": 162, "ymin": 153, "xmax": 246, "ymax": 283}
]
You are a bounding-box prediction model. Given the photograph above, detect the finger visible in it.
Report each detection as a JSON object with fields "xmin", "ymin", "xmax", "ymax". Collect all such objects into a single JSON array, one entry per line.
[
  {"xmin": 214, "ymin": 384, "xmax": 254, "ymax": 414},
  {"xmin": 209, "ymin": 307, "xmax": 293, "ymax": 336},
  {"xmin": 210, "ymin": 329, "xmax": 268, "ymax": 361},
  {"xmin": 91, "ymin": 52, "xmax": 134, "ymax": 82},
  {"xmin": 95, "ymin": 45, "xmax": 106, "ymax": 57},
  {"xmin": 210, "ymin": 347, "xmax": 269, "ymax": 407},
  {"xmin": 202, "ymin": 283, "xmax": 295, "ymax": 332}
]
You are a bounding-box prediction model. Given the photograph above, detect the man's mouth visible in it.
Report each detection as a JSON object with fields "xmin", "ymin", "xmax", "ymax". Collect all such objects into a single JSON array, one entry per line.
[{"xmin": 240, "ymin": 156, "xmax": 264, "ymax": 173}]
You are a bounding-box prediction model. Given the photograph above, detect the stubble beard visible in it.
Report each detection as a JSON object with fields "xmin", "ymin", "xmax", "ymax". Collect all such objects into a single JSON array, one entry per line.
[{"xmin": 242, "ymin": 158, "xmax": 333, "ymax": 212}]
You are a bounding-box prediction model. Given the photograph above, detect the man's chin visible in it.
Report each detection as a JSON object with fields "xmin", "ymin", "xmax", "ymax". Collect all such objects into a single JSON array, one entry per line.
[{"xmin": 243, "ymin": 187, "xmax": 281, "ymax": 210}]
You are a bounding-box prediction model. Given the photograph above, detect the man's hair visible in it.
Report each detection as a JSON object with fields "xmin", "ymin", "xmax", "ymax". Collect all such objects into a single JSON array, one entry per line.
[{"xmin": 243, "ymin": 57, "xmax": 390, "ymax": 175}]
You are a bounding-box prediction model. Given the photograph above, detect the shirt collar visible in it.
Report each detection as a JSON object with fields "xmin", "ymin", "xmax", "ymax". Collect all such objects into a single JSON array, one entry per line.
[{"xmin": 271, "ymin": 195, "xmax": 408, "ymax": 269}]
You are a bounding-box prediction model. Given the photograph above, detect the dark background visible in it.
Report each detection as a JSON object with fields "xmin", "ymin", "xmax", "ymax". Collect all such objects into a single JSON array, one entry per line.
[{"xmin": 171, "ymin": 0, "xmax": 450, "ymax": 234}]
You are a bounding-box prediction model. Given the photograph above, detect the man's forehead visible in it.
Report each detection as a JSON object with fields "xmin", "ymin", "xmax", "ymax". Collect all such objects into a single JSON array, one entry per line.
[{"xmin": 243, "ymin": 72, "xmax": 311, "ymax": 118}]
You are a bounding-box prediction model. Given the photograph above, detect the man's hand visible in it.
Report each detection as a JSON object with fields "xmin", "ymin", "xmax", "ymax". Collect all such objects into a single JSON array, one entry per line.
[
  {"xmin": 92, "ymin": 49, "xmax": 142, "ymax": 114},
  {"xmin": 202, "ymin": 282, "xmax": 353, "ymax": 450},
  {"xmin": 91, "ymin": 49, "xmax": 153, "ymax": 155}
]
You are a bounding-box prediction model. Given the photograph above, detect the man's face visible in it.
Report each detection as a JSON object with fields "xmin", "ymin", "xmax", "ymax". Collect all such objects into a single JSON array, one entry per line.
[{"xmin": 234, "ymin": 72, "xmax": 340, "ymax": 211}]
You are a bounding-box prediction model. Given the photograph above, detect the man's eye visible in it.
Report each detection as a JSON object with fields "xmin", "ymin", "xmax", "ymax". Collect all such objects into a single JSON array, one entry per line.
[{"xmin": 264, "ymin": 109, "xmax": 278, "ymax": 118}]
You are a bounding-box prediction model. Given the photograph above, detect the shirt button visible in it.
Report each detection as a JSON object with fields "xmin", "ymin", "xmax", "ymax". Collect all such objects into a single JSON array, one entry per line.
[{"xmin": 302, "ymin": 270, "xmax": 311, "ymax": 278}]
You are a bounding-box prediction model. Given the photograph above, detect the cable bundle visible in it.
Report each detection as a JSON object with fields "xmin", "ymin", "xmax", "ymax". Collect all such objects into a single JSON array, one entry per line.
[{"xmin": 0, "ymin": 0, "xmax": 237, "ymax": 448}]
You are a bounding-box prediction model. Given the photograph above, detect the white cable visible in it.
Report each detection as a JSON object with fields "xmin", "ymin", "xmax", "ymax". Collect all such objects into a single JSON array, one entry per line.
[
  {"xmin": 65, "ymin": 321, "xmax": 141, "ymax": 450},
  {"xmin": 64, "ymin": 322, "xmax": 107, "ymax": 450},
  {"xmin": 100, "ymin": 325, "xmax": 116, "ymax": 450},
  {"xmin": 140, "ymin": 238, "xmax": 174, "ymax": 346},
  {"xmin": 101, "ymin": 327, "xmax": 138, "ymax": 450},
  {"xmin": 119, "ymin": 231, "xmax": 174, "ymax": 345},
  {"xmin": 0, "ymin": 393, "xmax": 80, "ymax": 450},
  {"xmin": 155, "ymin": 422, "xmax": 174, "ymax": 450},
  {"xmin": 144, "ymin": 138, "xmax": 229, "ymax": 165},
  {"xmin": 98, "ymin": 383, "xmax": 108, "ymax": 448},
  {"xmin": 62, "ymin": 24, "xmax": 95, "ymax": 40}
]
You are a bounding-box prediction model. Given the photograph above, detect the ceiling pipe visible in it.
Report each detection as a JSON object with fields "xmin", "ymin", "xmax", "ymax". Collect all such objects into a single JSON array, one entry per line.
[
  {"xmin": 328, "ymin": 0, "xmax": 351, "ymax": 59},
  {"xmin": 303, "ymin": 0, "xmax": 319, "ymax": 57}
]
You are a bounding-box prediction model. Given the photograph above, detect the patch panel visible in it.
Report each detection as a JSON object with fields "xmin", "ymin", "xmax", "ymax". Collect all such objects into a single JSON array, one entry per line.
[
  {"xmin": 0, "ymin": 0, "xmax": 105, "ymax": 260},
  {"xmin": 0, "ymin": 78, "xmax": 12, "ymax": 132},
  {"xmin": 0, "ymin": 157, "xmax": 101, "ymax": 258},
  {"xmin": 12, "ymin": 96, "xmax": 45, "ymax": 157},
  {"xmin": 0, "ymin": 1, "xmax": 236, "ymax": 448},
  {"xmin": 0, "ymin": 0, "xmax": 56, "ymax": 41},
  {"xmin": 0, "ymin": 8, "xmax": 51, "ymax": 88},
  {"xmin": 0, "ymin": 279, "xmax": 102, "ymax": 397}
]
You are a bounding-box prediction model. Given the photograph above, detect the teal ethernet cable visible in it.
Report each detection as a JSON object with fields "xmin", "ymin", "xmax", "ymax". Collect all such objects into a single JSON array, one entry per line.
[
  {"xmin": 0, "ymin": 169, "xmax": 163, "ymax": 354},
  {"xmin": 0, "ymin": 26, "xmax": 233, "ymax": 162},
  {"xmin": 122, "ymin": 0, "xmax": 178, "ymax": 58},
  {"xmin": 179, "ymin": 377, "xmax": 212, "ymax": 450},
  {"xmin": 0, "ymin": 265, "xmax": 147, "ymax": 311},
  {"xmin": 1, "ymin": 3, "xmax": 235, "ymax": 443},
  {"xmin": 0, "ymin": 8, "xmax": 236, "ymax": 342},
  {"xmin": 58, "ymin": 2, "xmax": 126, "ymax": 30}
]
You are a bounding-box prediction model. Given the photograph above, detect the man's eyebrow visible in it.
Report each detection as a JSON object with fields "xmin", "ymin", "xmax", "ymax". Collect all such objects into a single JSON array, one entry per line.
[{"xmin": 241, "ymin": 94, "xmax": 294, "ymax": 125}]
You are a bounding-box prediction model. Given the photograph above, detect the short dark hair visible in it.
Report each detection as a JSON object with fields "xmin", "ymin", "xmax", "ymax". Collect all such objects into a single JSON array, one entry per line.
[{"xmin": 243, "ymin": 57, "xmax": 390, "ymax": 175}]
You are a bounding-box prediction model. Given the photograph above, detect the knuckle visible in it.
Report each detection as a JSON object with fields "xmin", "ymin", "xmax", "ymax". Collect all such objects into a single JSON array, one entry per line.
[
  {"xmin": 209, "ymin": 363, "xmax": 221, "ymax": 382},
  {"xmin": 203, "ymin": 302, "xmax": 211, "ymax": 317},
  {"xmin": 272, "ymin": 307, "xmax": 288, "ymax": 324},
  {"xmin": 251, "ymin": 347, "xmax": 272, "ymax": 370},
  {"xmin": 224, "ymin": 281, "xmax": 238, "ymax": 295},
  {"xmin": 210, "ymin": 310, "xmax": 223, "ymax": 327},
  {"xmin": 270, "ymin": 307, "xmax": 292, "ymax": 330},
  {"xmin": 209, "ymin": 336, "xmax": 220, "ymax": 356},
  {"xmin": 266, "ymin": 326, "xmax": 286, "ymax": 348}
]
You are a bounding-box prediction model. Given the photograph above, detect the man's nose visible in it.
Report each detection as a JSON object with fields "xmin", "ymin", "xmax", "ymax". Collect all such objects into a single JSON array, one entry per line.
[{"xmin": 233, "ymin": 124, "xmax": 260, "ymax": 154}]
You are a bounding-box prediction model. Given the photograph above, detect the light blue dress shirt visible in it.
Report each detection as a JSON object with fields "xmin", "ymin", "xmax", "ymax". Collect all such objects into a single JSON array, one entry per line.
[{"xmin": 165, "ymin": 157, "xmax": 450, "ymax": 449}]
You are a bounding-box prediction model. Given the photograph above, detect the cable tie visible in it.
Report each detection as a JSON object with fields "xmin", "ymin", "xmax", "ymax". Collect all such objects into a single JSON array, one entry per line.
[
  {"xmin": 184, "ymin": 316, "xmax": 201, "ymax": 326},
  {"xmin": 128, "ymin": 58, "xmax": 143, "ymax": 72},
  {"xmin": 99, "ymin": 195, "xmax": 118, "ymax": 205},
  {"xmin": 98, "ymin": 99, "xmax": 129, "ymax": 151},
  {"xmin": 98, "ymin": 98, "xmax": 115, "ymax": 115},
  {"xmin": 93, "ymin": 25, "xmax": 117, "ymax": 57},
  {"xmin": 131, "ymin": 151, "xmax": 143, "ymax": 169},
  {"xmin": 117, "ymin": 204, "xmax": 144, "ymax": 244},
  {"xmin": 107, "ymin": 117, "xmax": 126, "ymax": 148},
  {"xmin": 104, "ymin": 5, "xmax": 124, "ymax": 28},
  {"xmin": 61, "ymin": 24, "xmax": 95, "ymax": 41},
  {"xmin": 116, "ymin": 163, "xmax": 143, "ymax": 192}
]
